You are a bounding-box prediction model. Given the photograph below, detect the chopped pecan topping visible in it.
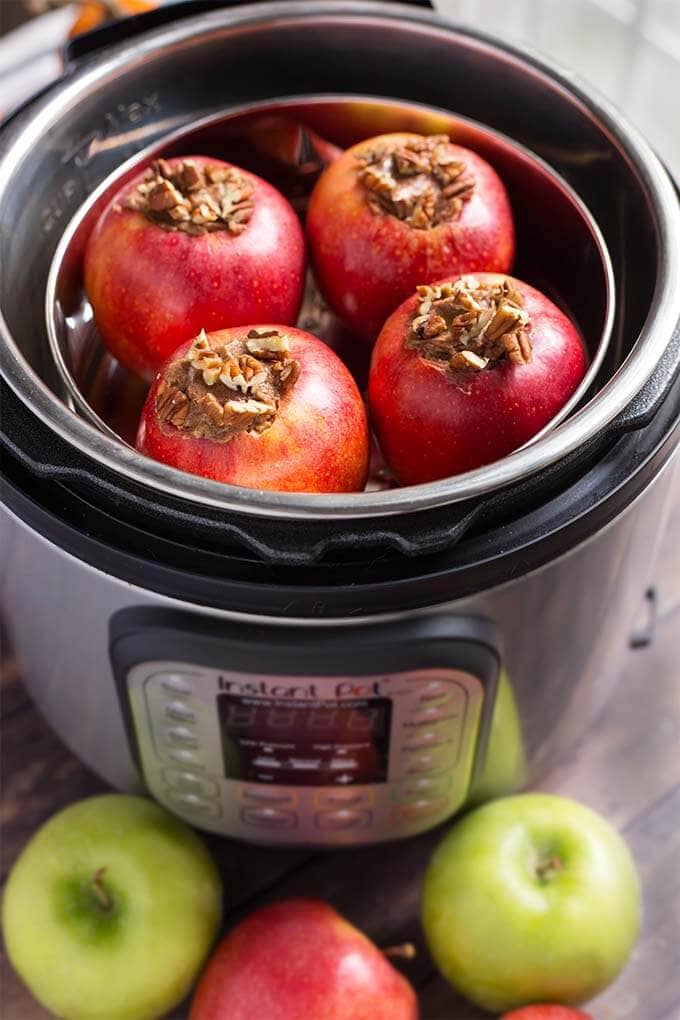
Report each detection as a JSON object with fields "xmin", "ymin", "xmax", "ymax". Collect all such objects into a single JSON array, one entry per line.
[
  {"xmin": 155, "ymin": 328, "xmax": 300, "ymax": 442},
  {"xmin": 407, "ymin": 276, "xmax": 533, "ymax": 373},
  {"xmin": 356, "ymin": 135, "xmax": 475, "ymax": 229},
  {"xmin": 124, "ymin": 159, "xmax": 255, "ymax": 237}
]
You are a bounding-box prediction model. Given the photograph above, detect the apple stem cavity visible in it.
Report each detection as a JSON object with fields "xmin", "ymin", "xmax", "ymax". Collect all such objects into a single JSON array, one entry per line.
[
  {"xmin": 381, "ymin": 943, "xmax": 417, "ymax": 960},
  {"xmin": 91, "ymin": 867, "xmax": 114, "ymax": 912},
  {"xmin": 534, "ymin": 855, "xmax": 565, "ymax": 883}
]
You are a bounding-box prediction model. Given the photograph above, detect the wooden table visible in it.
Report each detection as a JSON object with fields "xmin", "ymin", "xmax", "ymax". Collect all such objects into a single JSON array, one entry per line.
[{"xmin": 2, "ymin": 489, "xmax": 679, "ymax": 1020}]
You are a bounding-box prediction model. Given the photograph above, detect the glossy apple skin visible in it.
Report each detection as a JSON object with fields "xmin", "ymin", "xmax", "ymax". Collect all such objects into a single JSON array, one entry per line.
[
  {"xmin": 307, "ymin": 133, "xmax": 514, "ymax": 342},
  {"xmin": 369, "ymin": 273, "xmax": 587, "ymax": 485},
  {"xmin": 421, "ymin": 794, "xmax": 641, "ymax": 1013},
  {"xmin": 502, "ymin": 1008, "xmax": 593, "ymax": 1020},
  {"xmin": 2, "ymin": 795, "xmax": 222, "ymax": 1020},
  {"xmin": 137, "ymin": 325, "xmax": 370, "ymax": 493},
  {"xmin": 84, "ymin": 155, "xmax": 306, "ymax": 380},
  {"xmin": 189, "ymin": 899, "xmax": 418, "ymax": 1020}
]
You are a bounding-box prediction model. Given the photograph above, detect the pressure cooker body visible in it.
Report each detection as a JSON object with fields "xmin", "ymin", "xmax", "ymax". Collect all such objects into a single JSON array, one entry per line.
[{"xmin": 1, "ymin": 2, "xmax": 678, "ymax": 846}]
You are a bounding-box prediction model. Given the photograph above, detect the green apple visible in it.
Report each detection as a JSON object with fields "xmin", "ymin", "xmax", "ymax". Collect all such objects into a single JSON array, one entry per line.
[
  {"xmin": 2, "ymin": 794, "xmax": 222, "ymax": 1020},
  {"xmin": 421, "ymin": 793, "xmax": 641, "ymax": 1013},
  {"xmin": 465, "ymin": 669, "xmax": 528, "ymax": 808}
]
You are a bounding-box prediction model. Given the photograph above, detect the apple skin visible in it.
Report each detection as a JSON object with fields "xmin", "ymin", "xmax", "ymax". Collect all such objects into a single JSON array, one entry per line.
[
  {"xmin": 2, "ymin": 794, "xmax": 222, "ymax": 1020},
  {"xmin": 136, "ymin": 325, "xmax": 370, "ymax": 493},
  {"xmin": 465, "ymin": 669, "xmax": 528, "ymax": 809},
  {"xmin": 502, "ymin": 1008, "xmax": 593, "ymax": 1020},
  {"xmin": 307, "ymin": 133, "xmax": 514, "ymax": 342},
  {"xmin": 84, "ymin": 155, "xmax": 306, "ymax": 381},
  {"xmin": 368, "ymin": 273, "xmax": 587, "ymax": 485},
  {"xmin": 421, "ymin": 794, "xmax": 641, "ymax": 1014},
  {"xmin": 190, "ymin": 899, "xmax": 418, "ymax": 1020}
]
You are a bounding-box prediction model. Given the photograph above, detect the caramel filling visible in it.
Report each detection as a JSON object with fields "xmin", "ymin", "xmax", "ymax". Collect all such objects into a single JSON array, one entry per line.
[
  {"xmin": 407, "ymin": 276, "xmax": 533, "ymax": 373},
  {"xmin": 356, "ymin": 135, "xmax": 475, "ymax": 229},
  {"xmin": 156, "ymin": 329, "xmax": 300, "ymax": 441},
  {"xmin": 123, "ymin": 159, "xmax": 255, "ymax": 236}
]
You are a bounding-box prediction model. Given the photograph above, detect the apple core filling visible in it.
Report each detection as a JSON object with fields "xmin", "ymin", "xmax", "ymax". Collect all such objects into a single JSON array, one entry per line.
[
  {"xmin": 356, "ymin": 134, "xmax": 475, "ymax": 229},
  {"xmin": 123, "ymin": 158, "xmax": 255, "ymax": 236},
  {"xmin": 155, "ymin": 329, "xmax": 300, "ymax": 441},
  {"xmin": 407, "ymin": 276, "xmax": 533, "ymax": 373}
]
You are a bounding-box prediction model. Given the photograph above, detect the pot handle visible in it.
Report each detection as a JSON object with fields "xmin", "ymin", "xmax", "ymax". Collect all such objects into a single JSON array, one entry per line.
[
  {"xmin": 605, "ymin": 320, "xmax": 680, "ymax": 439},
  {"xmin": 64, "ymin": 0, "xmax": 434, "ymax": 67}
]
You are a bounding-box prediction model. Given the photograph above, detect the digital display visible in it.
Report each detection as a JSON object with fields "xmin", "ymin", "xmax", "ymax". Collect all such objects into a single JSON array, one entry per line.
[
  {"xmin": 217, "ymin": 694, "xmax": 391, "ymax": 785},
  {"xmin": 220, "ymin": 700, "xmax": 388, "ymax": 740}
]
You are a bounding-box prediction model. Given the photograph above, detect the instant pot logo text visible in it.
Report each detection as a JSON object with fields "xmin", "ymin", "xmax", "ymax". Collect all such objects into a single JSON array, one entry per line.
[
  {"xmin": 41, "ymin": 94, "xmax": 162, "ymax": 236},
  {"xmin": 218, "ymin": 677, "xmax": 385, "ymax": 699}
]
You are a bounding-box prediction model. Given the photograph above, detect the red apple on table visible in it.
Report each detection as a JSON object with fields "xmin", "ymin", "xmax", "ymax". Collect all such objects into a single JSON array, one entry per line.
[
  {"xmin": 368, "ymin": 273, "xmax": 587, "ymax": 484},
  {"xmin": 190, "ymin": 899, "xmax": 418, "ymax": 1020},
  {"xmin": 307, "ymin": 132, "xmax": 514, "ymax": 342},
  {"xmin": 85, "ymin": 155, "xmax": 306, "ymax": 380},
  {"xmin": 136, "ymin": 325, "xmax": 370, "ymax": 492}
]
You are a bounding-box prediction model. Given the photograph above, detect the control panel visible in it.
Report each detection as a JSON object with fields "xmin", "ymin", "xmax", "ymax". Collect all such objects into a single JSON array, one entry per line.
[{"xmin": 111, "ymin": 609, "xmax": 500, "ymax": 846}]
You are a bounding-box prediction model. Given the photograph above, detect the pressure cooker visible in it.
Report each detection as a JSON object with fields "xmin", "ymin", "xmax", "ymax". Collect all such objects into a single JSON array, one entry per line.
[{"xmin": 1, "ymin": 1, "xmax": 678, "ymax": 847}]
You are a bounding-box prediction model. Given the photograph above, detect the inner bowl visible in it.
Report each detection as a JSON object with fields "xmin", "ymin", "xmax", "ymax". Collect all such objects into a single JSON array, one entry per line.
[
  {"xmin": 46, "ymin": 95, "xmax": 614, "ymax": 485},
  {"xmin": 2, "ymin": 3, "xmax": 678, "ymax": 521}
]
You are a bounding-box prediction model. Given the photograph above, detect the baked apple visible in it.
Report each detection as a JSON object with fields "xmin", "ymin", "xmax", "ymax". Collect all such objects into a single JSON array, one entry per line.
[
  {"xmin": 85, "ymin": 156, "xmax": 306, "ymax": 380},
  {"xmin": 368, "ymin": 273, "xmax": 587, "ymax": 484},
  {"xmin": 307, "ymin": 132, "xmax": 514, "ymax": 342},
  {"xmin": 137, "ymin": 325, "xmax": 369, "ymax": 493}
]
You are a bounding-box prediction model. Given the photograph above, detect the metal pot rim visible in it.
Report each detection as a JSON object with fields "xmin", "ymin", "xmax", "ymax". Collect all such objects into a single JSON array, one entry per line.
[{"xmin": 1, "ymin": 1, "xmax": 679, "ymax": 521}]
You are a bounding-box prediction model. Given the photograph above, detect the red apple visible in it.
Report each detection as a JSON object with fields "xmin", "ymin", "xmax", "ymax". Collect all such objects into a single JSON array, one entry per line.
[
  {"xmin": 502, "ymin": 1009, "xmax": 593, "ymax": 1020},
  {"xmin": 189, "ymin": 899, "xmax": 418, "ymax": 1020},
  {"xmin": 85, "ymin": 156, "xmax": 306, "ymax": 380},
  {"xmin": 368, "ymin": 273, "xmax": 587, "ymax": 484},
  {"xmin": 136, "ymin": 325, "xmax": 369, "ymax": 493},
  {"xmin": 307, "ymin": 132, "xmax": 514, "ymax": 342}
]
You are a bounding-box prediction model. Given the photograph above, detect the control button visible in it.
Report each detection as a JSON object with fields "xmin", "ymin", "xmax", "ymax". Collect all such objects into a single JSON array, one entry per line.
[
  {"xmin": 402, "ymin": 731, "xmax": 447, "ymax": 751},
  {"xmin": 162, "ymin": 769, "xmax": 218, "ymax": 798},
  {"xmin": 166, "ymin": 790, "xmax": 221, "ymax": 817},
  {"xmin": 405, "ymin": 751, "xmax": 449, "ymax": 775},
  {"xmin": 157, "ymin": 674, "xmax": 194, "ymax": 696},
  {"xmin": 165, "ymin": 726, "xmax": 199, "ymax": 747},
  {"xmin": 418, "ymin": 680, "xmax": 455, "ymax": 701},
  {"xmin": 410, "ymin": 706, "xmax": 458, "ymax": 726},
  {"xmin": 397, "ymin": 775, "xmax": 451, "ymax": 801},
  {"xmin": 166, "ymin": 748, "xmax": 205, "ymax": 770},
  {"xmin": 240, "ymin": 787, "xmax": 297, "ymax": 806},
  {"xmin": 329, "ymin": 758, "xmax": 359, "ymax": 770},
  {"xmin": 164, "ymin": 701, "xmax": 197, "ymax": 724},
  {"xmin": 289, "ymin": 758, "xmax": 321, "ymax": 770},
  {"xmin": 252, "ymin": 756, "xmax": 283, "ymax": 769},
  {"xmin": 392, "ymin": 797, "xmax": 449, "ymax": 822},
  {"xmin": 240, "ymin": 807, "xmax": 297, "ymax": 830},
  {"xmin": 315, "ymin": 809, "xmax": 372, "ymax": 831},
  {"xmin": 316, "ymin": 789, "xmax": 374, "ymax": 809}
]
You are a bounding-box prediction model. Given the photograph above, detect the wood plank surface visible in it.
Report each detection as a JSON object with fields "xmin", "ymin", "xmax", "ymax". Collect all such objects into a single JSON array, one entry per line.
[{"xmin": 1, "ymin": 490, "xmax": 678, "ymax": 1020}]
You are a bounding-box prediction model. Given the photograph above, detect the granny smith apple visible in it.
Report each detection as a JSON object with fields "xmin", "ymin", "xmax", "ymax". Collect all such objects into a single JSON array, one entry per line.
[
  {"xmin": 421, "ymin": 793, "xmax": 641, "ymax": 1013},
  {"xmin": 2, "ymin": 794, "xmax": 222, "ymax": 1020},
  {"xmin": 465, "ymin": 669, "xmax": 528, "ymax": 808},
  {"xmin": 502, "ymin": 1008, "xmax": 593, "ymax": 1020}
]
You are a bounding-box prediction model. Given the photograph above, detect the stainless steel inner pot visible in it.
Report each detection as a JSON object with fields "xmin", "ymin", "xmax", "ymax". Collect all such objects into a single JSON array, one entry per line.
[
  {"xmin": 44, "ymin": 96, "xmax": 614, "ymax": 464},
  {"xmin": 1, "ymin": 1, "xmax": 679, "ymax": 520}
]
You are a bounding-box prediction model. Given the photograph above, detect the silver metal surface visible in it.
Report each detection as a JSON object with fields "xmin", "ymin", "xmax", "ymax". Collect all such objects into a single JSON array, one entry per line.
[
  {"xmin": 44, "ymin": 96, "xmax": 614, "ymax": 459},
  {"xmin": 0, "ymin": 2, "xmax": 678, "ymax": 519},
  {"xmin": 126, "ymin": 663, "xmax": 481, "ymax": 844},
  {"xmin": 1, "ymin": 449, "xmax": 676, "ymax": 844}
]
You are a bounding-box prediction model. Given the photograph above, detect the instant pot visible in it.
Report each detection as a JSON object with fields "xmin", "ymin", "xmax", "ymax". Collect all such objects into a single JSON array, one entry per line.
[{"xmin": 1, "ymin": 1, "xmax": 678, "ymax": 847}]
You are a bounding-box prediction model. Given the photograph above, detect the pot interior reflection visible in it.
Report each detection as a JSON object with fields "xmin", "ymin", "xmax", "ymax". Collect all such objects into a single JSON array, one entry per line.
[{"xmin": 48, "ymin": 97, "xmax": 614, "ymax": 484}]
